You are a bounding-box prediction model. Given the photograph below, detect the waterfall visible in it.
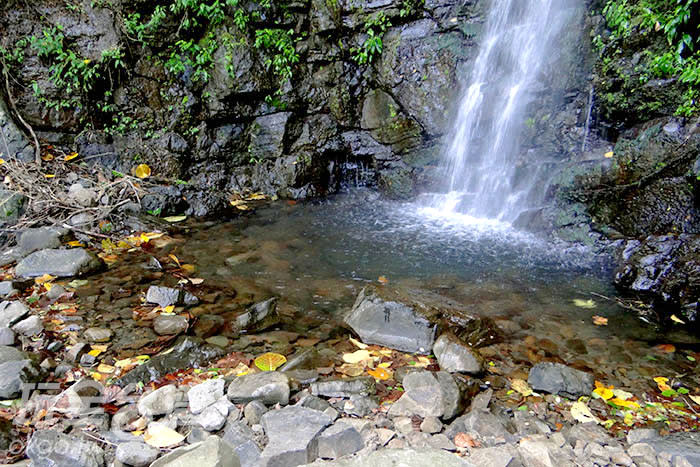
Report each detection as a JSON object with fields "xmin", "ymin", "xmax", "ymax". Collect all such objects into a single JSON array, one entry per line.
[{"xmin": 427, "ymin": 0, "xmax": 576, "ymax": 222}]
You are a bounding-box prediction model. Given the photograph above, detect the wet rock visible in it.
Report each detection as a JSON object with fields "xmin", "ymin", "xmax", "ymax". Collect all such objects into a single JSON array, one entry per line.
[
  {"xmin": 317, "ymin": 422, "xmax": 364, "ymax": 460},
  {"xmin": 0, "ymin": 345, "xmax": 39, "ymax": 398},
  {"xmin": 112, "ymin": 404, "xmax": 140, "ymax": 431},
  {"xmin": 302, "ymin": 448, "xmax": 472, "ymax": 466},
  {"xmin": 232, "ymin": 298, "xmax": 279, "ymax": 331},
  {"xmin": 12, "ymin": 315, "xmax": 43, "ymax": 336},
  {"xmin": 222, "ymin": 421, "xmax": 261, "ymax": 467},
  {"xmin": 154, "ymin": 314, "xmax": 189, "ymax": 335},
  {"xmin": 564, "ymin": 422, "xmax": 618, "ymax": 448},
  {"xmin": 467, "ymin": 446, "xmax": 515, "ymax": 467},
  {"xmin": 0, "ymin": 301, "xmax": 28, "ymax": 327},
  {"xmin": 84, "ymin": 327, "xmax": 112, "ymax": 343},
  {"xmin": 435, "ymin": 371, "xmax": 462, "ymax": 420},
  {"xmin": 115, "ymin": 441, "xmax": 160, "ymax": 467},
  {"xmin": 244, "ymin": 400, "xmax": 268, "ymax": 425},
  {"xmin": 151, "ymin": 435, "xmax": 240, "ymax": 467},
  {"xmin": 259, "ymin": 406, "xmax": 333, "ymax": 466},
  {"xmin": 65, "ymin": 342, "xmax": 88, "ymax": 363},
  {"xmin": 0, "ymin": 190, "xmax": 27, "ymax": 231},
  {"xmin": 345, "ymin": 287, "xmax": 436, "ymax": 354},
  {"xmin": 79, "ymin": 352, "xmax": 97, "ymax": 367},
  {"xmin": 627, "ymin": 428, "xmax": 660, "ymax": 445},
  {"xmin": 189, "ymin": 378, "xmax": 226, "ymax": 414},
  {"xmin": 196, "ymin": 398, "xmax": 233, "ymax": 431},
  {"xmin": 311, "ymin": 377, "xmax": 376, "ymax": 398},
  {"xmin": 26, "ymin": 429, "xmax": 104, "ymax": 467},
  {"xmin": 627, "ymin": 442, "xmax": 657, "ymax": 465},
  {"xmin": 527, "ymin": 362, "xmax": 593, "ymax": 398},
  {"xmin": 206, "ymin": 335, "xmax": 230, "ymax": 347},
  {"xmin": 421, "ymin": 416, "xmax": 443, "ymax": 434},
  {"xmin": 343, "ymin": 395, "xmax": 379, "ymax": 417},
  {"xmin": 138, "ymin": 384, "xmax": 180, "ymax": 417},
  {"xmin": 195, "ymin": 314, "xmax": 225, "ymax": 338},
  {"xmin": 247, "ymin": 113, "xmax": 291, "ymax": 161},
  {"xmin": 0, "ymin": 327, "xmax": 14, "ymax": 346},
  {"xmin": 228, "ymin": 371, "xmax": 290, "ymax": 405},
  {"xmin": 47, "ymin": 284, "xmax": 67, "ymax": 300},
  {"xmin": 117, "ymin": 336, "xmax": 225, "ymax": 386},
  {"xmin": 15, "ymin": 248, "xmax": 102, "ymax": 278},
  {"xmin": 433, "ymin": 333, "xmax": 484, "ymax": 374}
]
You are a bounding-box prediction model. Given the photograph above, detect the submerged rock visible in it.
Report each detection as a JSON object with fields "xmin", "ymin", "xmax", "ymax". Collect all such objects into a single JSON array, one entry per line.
[
  {"xmin": 528, "ymin": 362, "xmax": 593, "ymax": 398},
  {"xmin": 310, "ymin": 377, "xmax": 376, "ymax": 398},
  {"xmin": 154, "ymin": 314, "xmax": 189, "ymax": 335},
  {"xmin": 15, "ymin": 248, "xmax": 102, "ymax": 278},
  {"xmin": 146, "ymin": 285, "xmax": 199, "ymax": 308},
  {"xmin": 228, "ymin": 371, "xmax": 290, "ymax": 405}
]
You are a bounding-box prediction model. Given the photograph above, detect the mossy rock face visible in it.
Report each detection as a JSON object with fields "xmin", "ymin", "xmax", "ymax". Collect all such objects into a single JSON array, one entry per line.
[{"xmin": 378, "ymin": 167, "xmax": 415, "ymax": 200}]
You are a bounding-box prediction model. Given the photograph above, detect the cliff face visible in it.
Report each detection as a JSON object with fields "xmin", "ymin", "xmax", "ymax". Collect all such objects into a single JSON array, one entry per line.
[{"xmin": 0, "ymin": 0, "xmax": 594, "ymax": 216}]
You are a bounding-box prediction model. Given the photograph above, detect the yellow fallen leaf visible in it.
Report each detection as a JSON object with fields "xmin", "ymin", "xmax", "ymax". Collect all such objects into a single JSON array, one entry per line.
[
  {"xmin": 66, "ymin": 240, "xmax": 84, "ymax": 247},
  {"xmin": 573, "ymin": 299, "xmax": 596, "ymax": 309},
  {"xmin": 40, "ymin": 154, "xmax": 53, "ymax": 161},
  {"xmin": 670, "ymin": 314, "xmax": 685, "ymax": 324},
  {"xmin": 44, "ymin": 174, "xmax": 55, "ymax": 178},
  {"xmin": 653, "ymin": 376, "xmax": 672, "ymax": 392},
  {"xmin": 378, "ymin": 275, "xmax": 389, "ymax": 284},
  {"xmin": 414, "ymin": 356, "xmax": 432, "ymax": 367},
  {"xmin": 65, "ymin": 152, "xmax": 79, "ymax": 161},
  {"xmin": 115, "ymin": 358, "xmax": 135, "ymax": 368},
  {"xmin": 689, "ymin": 395, "xmax": 700, "ymax": 405},
  {"xmin": 180, "ymin": 264, "xmax": 195, "ymax": 274},
  {"xmin": 88, "ymin": 349, "xmax": 102, "ymax": 357},
  {"xmin": 511, "ymin": 378, "xmax": 533, "ymax": 397},
  {"xmin": 163, "ymin": 215, "xmax": 187, "ymax": 223},
  {"xmin": 144, "ymin": 423, "xmax": 185, "ymax": 448},
  {"xmin": 230, "ymin": 199, "xmax": 251, "ymax": 210},
  {"xmin": 612, "ymin": 388, "xmax": 634, "ymax": 401},
  {"xmin": 592, "ymin": 315, "xmax": 608, "ymax": 326},
  {"xmin": 169, "ymin": 254, "xmax": 181, "ymax": 267},
  {"xmin": 133, "ymin": 164, "xmax": 152, "ymax": 179},
  {"xmin": 131, "ymin": 430, "xmax": 144, "ymax": 437},
  {"xmin": 135, "ymin": 355, "xmax": 150, "ymax": 361},
  {"xmin": 91, "ymin": 344, "xmax": 109, "ymax": 352},
  {"xmin": 337, "ymin": 363, "xmax": 365, "ymax": 377},
  {"xmin": 188, "ymin": 278, "xmax": 205, "ymax": 285},
  {"xmin": 97, "ymin": 363, "xmax": 115, "ymax": 374},
  {"xmin": 44, "ymin": 282, "xmax": 53, "ymax": 292},
  {"xmin": 254, "ymin": 352, "xmax": 287, "ymax": 371},
  {"xmin": 0, "ymin": 159, "xmax": 5, "ymax": 164},
  {"xmin": 163, "ymin": 305, "xmax": 175, "ymax": 314},
  {"xmin": 35, "ymin": 274, "xmax": 56, "ymax": 284},
  {"xmin": 342, "ymin": 349, "xmax": 372, "ymax": 364},
  {"xmin": 604, "ymin": 151, "xmax": 614, "ymax": 158},
  {"xmin": 623, "ymin": 411, "xmax": 636, "ymax": 426},
  {"xmin": 247, "ymin": 192, "xmax": 267, "ymax": 200},
  {"xmin": 571, "ymin": 400, "xmax": 600, "ymax": 424},
  {"xmin": 349, "ymin": 336, "xmax": 368, "ymax": 350},
  {"xmin": 367, "ymin": 367, "xmax": 392, "ymax": 381},
  {"xmin": 593, "ymin": 381, "xmax": 614, "ymax": 400},
  {"xmin": 90, "ymin": 372, "xmax": 102, "ymax": 381},
  {"xmin": 609, "ymin": 398, "xmax": 640, "ymax": 409},
  {"xmin": 378, "ymin": 362, "xmax": 392, "ymax": 369}
]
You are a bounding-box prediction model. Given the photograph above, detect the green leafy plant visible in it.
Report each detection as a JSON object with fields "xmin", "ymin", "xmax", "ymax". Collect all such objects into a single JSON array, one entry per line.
[{"xmin": 352, "ymin": 13, "xmax": 392, "ymax": 65}]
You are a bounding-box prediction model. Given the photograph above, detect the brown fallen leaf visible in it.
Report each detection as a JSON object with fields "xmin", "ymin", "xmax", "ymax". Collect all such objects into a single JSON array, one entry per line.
[
  {"xmin": 454, "ymin": 432, "xmax": 480, "ymax": 448},
  {"xmin": 592, "ymin": 315, "xmax": 608, "ymax": 326}
]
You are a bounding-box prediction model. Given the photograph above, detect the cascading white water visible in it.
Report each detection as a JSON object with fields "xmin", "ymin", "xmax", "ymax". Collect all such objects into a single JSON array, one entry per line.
[{"xmin": 426, "ymin": 0, "xmax": 576, "ymax": 222}]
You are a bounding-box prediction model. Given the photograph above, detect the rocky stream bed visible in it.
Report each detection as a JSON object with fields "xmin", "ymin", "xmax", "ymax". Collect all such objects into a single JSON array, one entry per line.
[{"xmin": 0, "ymin": 196, "xmax": 698, "ymax": 467}]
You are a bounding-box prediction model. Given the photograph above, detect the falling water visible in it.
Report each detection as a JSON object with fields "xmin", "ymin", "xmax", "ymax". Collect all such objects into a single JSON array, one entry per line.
[{"xmin": 426, "ymin": 0, "xmax": 577, "ymax": 222}]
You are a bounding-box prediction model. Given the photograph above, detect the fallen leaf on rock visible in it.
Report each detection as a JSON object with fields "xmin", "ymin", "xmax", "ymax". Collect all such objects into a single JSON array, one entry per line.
[
  {"xmin": 367, "ymin": 367, "xmax": 392, "ymax": 381},
  {"xmin": 511, "ymin": 378, "xmax": 533, "ymax": 397},
  {"xmin": 35, "ymin": 274, "xmax": 56, "ymax": 285},
  {"xmin": 133, "ymin": 164, "xmax": 152, "ymax": 179},
  {"xmin": 67, "ymin": 279, "xmax": 89, "ymax": 288},
  {"xmin": 571, "ymin": 400, "xmax": 600, "ymax": 424},
  {"xmin": 593, "ymin": 381, "xmax": 614, "ymax": 401},
  {"xmin": 654, "ymin": 377, "xmax": 672, "ymax": 392},
  {"xmin": 573, "ymin": 299, "xmax": 596, "ymax": 309},
  {"xmin": 163, "ymin": 215, "xmax": 187, "ymax": 223},
  {"xmin": 604, "ymin": 151, "xmax": 614, "ymax": 158},
  {"xmin": 609, "ymin": 398, "xmax": 640, "ymax": 409},
  {"xmin": 169, "ymin": 254, "xmax": 181, "ymax": 267},
  {"xmin": 378, "ymin": 276, "xmax": 389, "ymax": 284},
  {"xmin": 144, "ymin": 423, "xmax": 185, "ymax": 448},
  {"xmin": 254, "ymin": 352, "xmax": 286, "ymax": 371},
  {"xmin": 454, "ymin": 432, "xmax": 480, "ymax": 448},
  {"xmin": 343, "ymin": 349, "xmax": 372, "ymax": 364},
  {"xmin": 97, "ymin": 363, "xmax": 115, "ymax": 374},
  {"xmin": 65, "ymin": 152, "xmax": 79, "ymax": 161},
  {"xmin": 592, "ymin": 315, "xmax": 608, "ymax": 326},
  {"xmin": 349, "ymin": 336, "xmax": 368, "ymax": 350},
  {"xmin": 670, "ymin": 314, "xmax": 685, "ymax": 324},
  {"xmin": 337, "ymin": 363, "xmax": 365, "ymax": 377},
  {"xmin": 654, "ymin": 344, "xmax": 676, "ymax": 353},
  {"xmin": 180, "ymin": 264, "xmax": 196, "ymax": 274},
  {"xmin": 247, "ymin": 192, "xmax": 267, "ymax": 200},
  {"xmin": 612, "ymin": 388, "xmax": 634, "ymax": 401}
]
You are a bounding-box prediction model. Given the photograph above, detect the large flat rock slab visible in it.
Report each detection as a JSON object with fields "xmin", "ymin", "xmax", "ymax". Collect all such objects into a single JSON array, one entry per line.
[
  {"xmin": 15, "ymin": 248, "xmax": 102, "ymax": 278},
  {"xmin": 301, "ymin": 448, "xmax": 473, "ymax": 466}
]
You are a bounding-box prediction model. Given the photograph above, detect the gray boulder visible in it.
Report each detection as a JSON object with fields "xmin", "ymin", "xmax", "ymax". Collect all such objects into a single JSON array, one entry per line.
[
  {"xmin": 222, "ymin": 421, "xmax": 262, "ymax": 467},
  {"xmin": 0, "ymin": 281, "xmax": 18, "ymax": 298},
  {"xmin": 18, "ymin": 227, "xmax": 67, "ymax": 254},
  {"xmin": 647, "ymin": 432, "xmax": 700, "ymax": 467},
  {"xmin": 433, "ymin": 333, "xmax": 484, "ymax": 374},
  {"xmin": 228, "ymin": 371, "xmax": 290, "ymax": 405},
  {"xmin": 151, "ymin": 435, "xmax": 240, "ymax": 467},
  {"xmin": 345, "ymin": 287, "xmax": 436, "ymax": 354},
  {"xmin": 138, "ymin": 384, "xmax": 180, "ymax": 417},
  {"xmin": 26, "ymin": 429, "xmax": 104, "ymax": 467},
  {"xmin": 0, "ymin": 300, "xmax": 28, "ymax": 327},
  {"xmin": 528, "ymin": 362, "xmax": 593, "ymax": 398},
  {"xmin": 310, "ymin": 377, "xmax": 376, "ymax": 398},
  {"xmin": 195, "ymin": 398, "xmax": 233, "ymax": 431},
  {"xmin": 15, "ymin": 248, "xmax": 102, "ymax": 278},
  {"xmin": 115, "ymin": 441, "xmax": 160, "ymax": 467},
  {"xmin": 317, "ymin": 422, "xmax": 364, "ymax": 460},
  {"xmin": 0, "ymin": 327, "xmax": 14, "ymax": 345},
  {"xmin": 12, "ymin": 315, "xmax": 43, "ymax": 336},
  {"xmin": 260, "ymin": 406, "xmax": 333, "ymax": 466},
  {"xmin": 300, "ymin": 448, "xmax": 472, "ymax": 466},
  {"xmin": 388, "ymin": 371, "xmax": 461, "ymax": 419},
  {"xmin": 146, "ymin": 285, "xmax": 199, "ymax": 308},
  {"xmin": 189, "ymin": 378, "xmax": 226, "ymax": 414},
  {"xmin": 0, "ymin": 345, "xmax": 39, "ymax": 398}
]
